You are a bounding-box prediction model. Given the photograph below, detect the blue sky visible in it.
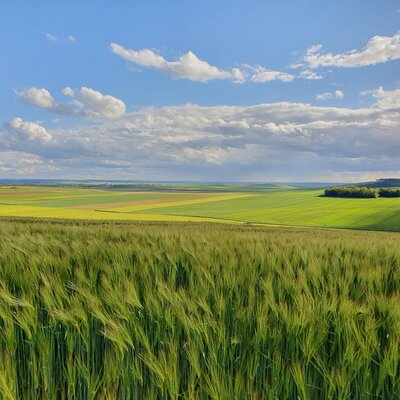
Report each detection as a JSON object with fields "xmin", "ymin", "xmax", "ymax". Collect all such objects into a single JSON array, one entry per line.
[{"xmin": 1, "ymin": 1, "xmax": 399, "ymax": 181}]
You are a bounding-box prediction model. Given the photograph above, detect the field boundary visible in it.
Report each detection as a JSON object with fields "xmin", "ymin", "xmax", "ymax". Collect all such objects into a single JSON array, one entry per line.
[{"xmin": 0, "ymin": 215, "xmax": 399, "ymax": 234}]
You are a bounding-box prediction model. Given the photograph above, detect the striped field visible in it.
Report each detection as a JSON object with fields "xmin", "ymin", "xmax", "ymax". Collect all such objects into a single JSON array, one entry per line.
[{"xmin": 0, "ymin": 185, "xmax": 399, "ymax": 231}]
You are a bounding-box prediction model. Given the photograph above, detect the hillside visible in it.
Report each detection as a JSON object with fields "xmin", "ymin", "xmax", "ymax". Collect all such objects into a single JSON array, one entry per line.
[{"xmin": 358, "ymin": 178, "xmax": 400, "ymax": 188}]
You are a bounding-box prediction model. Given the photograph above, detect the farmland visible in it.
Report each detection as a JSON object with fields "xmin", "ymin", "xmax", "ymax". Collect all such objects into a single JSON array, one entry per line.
[
  {"xmin": 0, "ymin": 185, "xmax": 399, "ymax": 231},
  {"xmin": 0, "ymin": 219, "xmax": 399, "ymax": 399}
]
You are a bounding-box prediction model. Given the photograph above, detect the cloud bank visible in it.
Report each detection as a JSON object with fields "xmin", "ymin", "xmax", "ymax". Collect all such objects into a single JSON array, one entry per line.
[{"xmin": 2, "ymin": 87, "xmax": 399, "ymax": 180}]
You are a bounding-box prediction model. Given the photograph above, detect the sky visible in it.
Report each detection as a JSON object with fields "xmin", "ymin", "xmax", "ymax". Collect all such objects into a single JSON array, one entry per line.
[{"xmin": 0, "ymin": 1, "xmax": 399, "ymax": 182}]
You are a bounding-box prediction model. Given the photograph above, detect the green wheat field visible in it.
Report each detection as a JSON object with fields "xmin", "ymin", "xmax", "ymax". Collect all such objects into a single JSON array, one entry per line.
[
  {"xmin": 0, "ymin": 184, "xmax": 400, "ymax": 399},
  {"xmin": 0, "ymin": 217, "xmax": 400, "ymax": 399}
]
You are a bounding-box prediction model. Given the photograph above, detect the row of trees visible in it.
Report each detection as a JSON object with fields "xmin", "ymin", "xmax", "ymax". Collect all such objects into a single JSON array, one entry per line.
[
  {"xmin": 324, "ymin": 187, "xmax": 400, "ymax": 198},
  {"xmin": 324, "ymin": 187, "xmax": 378, "ymax": 198},
  {"xmin": 379, "ymin": 188, "xmax": 400, "ymax": 197}
]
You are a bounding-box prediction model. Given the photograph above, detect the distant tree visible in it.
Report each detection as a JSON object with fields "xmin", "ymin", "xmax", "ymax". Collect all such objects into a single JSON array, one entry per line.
[
  {"xmin": 378, "ymin": 188, "xmax": 400, "ymax": 197},
  {"xmin": 324, "ymin": 186, "xmax": 377, "ymax": 198}
]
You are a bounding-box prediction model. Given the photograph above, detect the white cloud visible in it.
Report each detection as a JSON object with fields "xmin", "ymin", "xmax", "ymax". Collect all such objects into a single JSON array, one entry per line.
[
  {"xmin": 304, "ymin": 31, "xmax": 400, "ymax": 68},
  {"xmin": 45, "ymin": 33, "xmax": 58, "ymax": 42},
  {"xmin": 111, "ymin": 43, "xmax": 298, "ymax": 84},
  {"xmin": 72, "ymin": 87, "xmax": 126, "ymax": 119},
  {"xmin": 16, "ymin": 87, "xmax": 56, "ymax": 109},
  {"xmin": 62, "ymin": 86, "xmax": 75, "ymax": 97},
  {"xmin": 299, "ymin": 69, "xmax": 323, "ymax": 80},
  {"xmin": 16, "ymin": 87, "xmax": 126, "ymax": 119},
  {"xmin": 110, "ymin": 43, "xmax": 246, "ymax": 83},
  {"xmin": 316, "ymin": 90, "xmax": 344, "ymax": 100},
  {"xmin": 0, "ymin": 151, "xmax": 58, "ymax": 175},
  {"xmin": 249, "ymin": 67, "xmax": 294, "ymax": 83},
  {"xmin": 67, "ymin": 35, "xmax": 76, "ymax": 42},
  {"xmin": 335, "ymin": 90, "xmax": 344, "ymax": 99},
  {"xmin": 6, "ymin": 117, "xmax": 53, "ymax": 142},
  {"xmin": 361, "ymin": 86, "xmax": 400, "ymax": 109},
  {"xmin": 3, "ymin": 87, "xmax": 399, "ymax": 180}
]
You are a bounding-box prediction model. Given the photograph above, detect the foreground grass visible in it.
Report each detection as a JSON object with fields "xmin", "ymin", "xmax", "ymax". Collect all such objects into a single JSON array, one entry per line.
[{"xmin": 0, "ymin": 219, "xmax": 399, "ymax": 399}]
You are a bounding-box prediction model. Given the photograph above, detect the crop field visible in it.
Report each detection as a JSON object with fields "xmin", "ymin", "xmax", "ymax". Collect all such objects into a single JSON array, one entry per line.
[
  {"xmin": 143, "ymin": 189, "xmax": 400, "ymax": 231},
  {"xmin": 0, "ymin": 219, "xmax": 399, "ymax": 399},
  {"xmin": 0, "ymin": 187, "xmax": 248, "ymax": 224},
  {"xmin": 0, "ymin": 185, "xmax": 399, "ymax": 231}
]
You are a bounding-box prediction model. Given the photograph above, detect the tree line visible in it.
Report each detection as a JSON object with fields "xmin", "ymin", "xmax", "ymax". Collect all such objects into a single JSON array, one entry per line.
[
  {"xmin": 379, "ymin": 188, "xmax": 400, "ymax": 197},
  {"xmin": 324, "ymin": 187, "xmax": 400, "ymax": 198}
]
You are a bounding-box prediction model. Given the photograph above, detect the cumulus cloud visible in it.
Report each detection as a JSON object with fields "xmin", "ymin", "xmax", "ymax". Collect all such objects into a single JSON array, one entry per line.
[
  {"xmin": 304, "ymin": 31, "xmax": 400, "ymax": 68},
  {"xmin": 69, "ymin": 87, "xmax": 126, "ymax": 119},
  {"xmin": 16, "ymin": 87, "xmax": 126, "ymax": 119},
  {"xmin": 361, "ymin": 86, "xmax": 400, "ymax": 109},
  {"xmin": 2, "ymin": 87, "xmax": 399, "ymax": 180},
  {"xmin": 316, "ymin": 90, "xmax": 344, "ymax": 100},
  {"xmin": 16, "ymin": 87, "xmax": 56, "ymax": 109},
  {"xmin": 67, "ymin": 35, "xmax": 76, "ymax": 42},
  {"xmin": 5, "ymin": 117, "xmax": 53, "ymax": 142},
  {"xmin": 111, "ymin": 43, "xmax": 246, "ymax": 83},
  {"xmin": 111, "ymin": 43, "xmax": 300, "ymax": 84}
]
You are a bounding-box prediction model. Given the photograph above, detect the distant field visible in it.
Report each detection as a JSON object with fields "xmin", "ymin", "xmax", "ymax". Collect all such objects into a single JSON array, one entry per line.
[
  {"xmin": 0, "ymin": 185, "xmax": 399, "ymax": 231},
  {"xmin": 142, "ymin": 189, "xmax": 400, "ymax": 231}
]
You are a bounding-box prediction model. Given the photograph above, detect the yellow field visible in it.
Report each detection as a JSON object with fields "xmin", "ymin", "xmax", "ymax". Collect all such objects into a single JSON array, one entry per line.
[
  {"xmin": 0, "ymin": 187, "xmax": 246, "ymax": 224},
  {"xmin": 0, "ymin": 204, "xmax": 237, "ymax": 223}
]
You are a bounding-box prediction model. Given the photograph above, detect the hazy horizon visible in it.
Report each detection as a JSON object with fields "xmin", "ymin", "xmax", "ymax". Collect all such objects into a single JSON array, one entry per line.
[{"xmin": 1, "ymin": 177, "xmax": 395, "ymax": 185}]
